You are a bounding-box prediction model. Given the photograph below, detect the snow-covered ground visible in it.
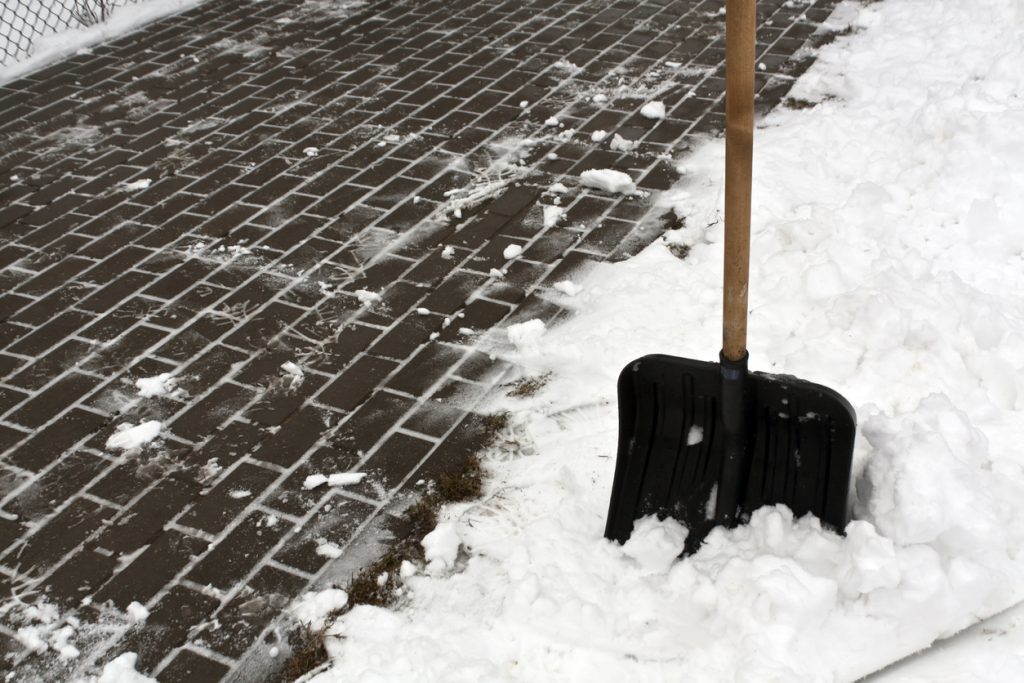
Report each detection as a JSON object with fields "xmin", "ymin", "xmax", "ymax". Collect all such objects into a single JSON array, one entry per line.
[
  {"xmin": 0, "ymin": 0, "xmax": 204, "ymax": 84},
  {"xmin": 295, "ymin": 0, "xmax": 1024, "ymax": 680}
]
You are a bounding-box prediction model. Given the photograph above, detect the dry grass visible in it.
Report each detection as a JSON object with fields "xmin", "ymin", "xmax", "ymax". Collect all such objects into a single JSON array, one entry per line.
[
  {"xmin": 278, "ymin": 412, "xmax": 508, "ymax": 681},
  {"xmin": 506, "ymin": 373, "xmax": 552, "ymax": 398}
]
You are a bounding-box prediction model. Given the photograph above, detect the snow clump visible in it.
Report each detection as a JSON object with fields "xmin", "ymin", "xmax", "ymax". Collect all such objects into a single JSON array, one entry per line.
[
  {"xmin": 640, "ymin": 101, "xmax": 666, "ymax": 119},
  {"xmin": 105, "ymin": 421, "xmax": 162, "ymax": 451},
  {"xmin": 580, "ymin": 169, "xmax": 636, "ymax": 195}
]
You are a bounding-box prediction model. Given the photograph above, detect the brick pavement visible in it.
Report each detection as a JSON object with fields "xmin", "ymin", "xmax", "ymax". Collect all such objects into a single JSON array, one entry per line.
[{"xmin": 0, "ymin": 0, "xmax": 841, "ymax": 679}]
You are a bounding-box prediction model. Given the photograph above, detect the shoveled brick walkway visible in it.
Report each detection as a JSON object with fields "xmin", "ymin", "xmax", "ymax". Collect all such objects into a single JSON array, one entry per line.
[{"xmin": 0, "ymin": 0, "xmax": 840, "ymax": 679}]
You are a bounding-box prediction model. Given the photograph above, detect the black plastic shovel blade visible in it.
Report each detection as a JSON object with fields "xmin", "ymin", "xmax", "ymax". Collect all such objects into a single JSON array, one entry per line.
[{"xmin": 605, "ymin": 354, "xmax": 856, "ymax": 554}]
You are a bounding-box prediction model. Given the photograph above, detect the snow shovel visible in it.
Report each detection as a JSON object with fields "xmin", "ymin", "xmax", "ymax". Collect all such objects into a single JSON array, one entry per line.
[{"xmin": 604, "ymin": 0, "xmax": 856, "ymax": 553}]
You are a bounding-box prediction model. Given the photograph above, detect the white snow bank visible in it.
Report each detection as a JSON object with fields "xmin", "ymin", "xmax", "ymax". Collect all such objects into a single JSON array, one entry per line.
[
  {"xmin": 311, "ymin": 0, "xmax": 1024, "ymax": 680},
  {"xmin": 579, "ymin": 169, "xmax": 636, "ymax": 195},
  {"xmin": 0, "ymin": 0, "xmax": 205, "ymax": 85},
  {"xmin": 105, "ymin": 421, "xmax": 162, "ymax": 451}
]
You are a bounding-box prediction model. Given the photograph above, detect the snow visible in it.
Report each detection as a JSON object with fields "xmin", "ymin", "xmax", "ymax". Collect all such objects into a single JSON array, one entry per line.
[
  {"xmin": 544, "ymin": 116, "xmax": 560, "ymax": 127},
  {"xmin": 354, "ymin": 289, "xmax": 381, "ymax": 306},
  {"xmin": 608, "ymin": 134, "xmax": 636, "ymax": 152},
  {"xmin": 303, "ymin": 472, "xmax": 367, "ymax": 489},
  {"xmin": 506, "ymin": 319, "xmax": 546, "ymax": 354},
  {"xmin": 317, "ymin": 541, "xmax": 343, "ymax": 559},
  {"xmin": 640, "ymin": 101, "xmax": 666, "ymax": 119},
  {"xmin": 421, "ymin": 521, "xmax": 460, "ymax": 574},
  {"xmin": 94, "ymin": 653, "xmax": 156, "ymax": 683},
  {"xmin": 125, "ymin": 602, "xmax": 149, "ymax": 623},
  {"xmin": 105, "ymin": 421, "xmax": 162, "ymax": 451},
  {"xmin": 579, "ymin": 169, "xmax": 637, "ymax": 195},
  {"xmin": 292, "ymin": 589, "xmax": 349, "ymax": 631},
  {"xmin": 121, "ymin": 179, "xmax": 152, "ymax": 191},
  {"xmin": 0, "ymin": 0, "xmax": 206, "ymax": 85},
  {"xmin": 501, "ymin": 244, "xmax": 523, "ymax": 259},
  {"xmin": 542, "ymin": 205, "xmax": 565, "ymax": 228},
  {"xmin": 590, "ymin": 130, "xmax": 608, "ymax": 142},
  {"xmin": 552, "ymin": 280, "xmax": 582, "ymax": 297},
  {"xmin": 134, "ymin": 373, "xmax": 177, "ymax": 398},
  {"xmin": 311, "ymin": 0, "xmax": 1024, "ymax": 680}
]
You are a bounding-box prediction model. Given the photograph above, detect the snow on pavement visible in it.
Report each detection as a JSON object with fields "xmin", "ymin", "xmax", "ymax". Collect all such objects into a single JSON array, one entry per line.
[{"xmin": 306, "ymin": 0, "xmax": 1024, "ymax": 680}]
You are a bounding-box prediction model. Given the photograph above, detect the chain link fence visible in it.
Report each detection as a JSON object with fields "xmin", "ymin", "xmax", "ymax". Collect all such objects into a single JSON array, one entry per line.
[{"xmin": 1, "ymin": 0, "xmax": 143, "ymax": 67}]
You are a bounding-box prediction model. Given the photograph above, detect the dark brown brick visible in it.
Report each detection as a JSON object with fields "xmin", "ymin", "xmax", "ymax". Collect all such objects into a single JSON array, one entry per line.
[
  {"xmin": 8, "ymin": 450, "xmax": 108, "ymax": 521},
  {"xmin": 187, "ymin": 513, "xmax": 288, "ymax": 591},
  {"xmin": 169, "ymin": 382, "xmax": 255, "ymax": 443},
  {"xmin": 115, "ymin": 585, "xmax": 221, "ymax": 673},
  {"xmin": 157, "ymin": 649, "xmax": 229, "ymax": 683},
  {"xmin": 273, "ymin": 496, "xmax": 376, "ymax": 574},
  {"xmin": 349, "ymin": 432, "xmax": 435, "ymax": 500},
  {"xmin": 199, "ymin": 564, "xmax": 307, "ymax": 658},
  {"xmin": 2, "ymin": 498, "xmax": 113, "ymax": 572},
  {"xmin": 317, "ymin": 355, "xmax": 397, "ymax": 412},
  {"xmin": 251, "ymin": 406, "xmax": 328, "ymax": 468},
  {"xmin": 8, "ymin": 339, "xmax": 93, "ymax": 390},
  {"xmin": 7, "ymin": 310, "xmax": 94, "ymax": 356},
  {"xmin": 94, "ymin": 530, "xmax": 207, "ymax": 609},
  {"xmin": 7, "ymin": 408, "xmax": 106, "ymax": 471},
  {"xmin": 94, "ymin": 476, "xmax": 202, "ymax": 554},
  {"xmin": 179, "ymin": 462, "xmax": 280, "ymax": 534}
]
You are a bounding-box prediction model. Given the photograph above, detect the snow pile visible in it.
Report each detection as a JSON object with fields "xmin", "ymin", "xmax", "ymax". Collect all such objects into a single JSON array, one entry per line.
[
  {"xmin": 640, "ymin": 101, "xmax": 666, "ymax": 119},
  {"xmin": 91, "ymin": 653, "xmax": 157, "ymax": 683},
  {"xmin": 292, "ymin": 589, "xmax": 349, "ymax": 631},
  {"xmin": 506, "ymin": 319, "xmax": 546, "ymax": 354},
  {"xmin": 105, "ymin": 421, "xmax": 162, "ymax": 451},
  {"xmin": 421, "ymin": 522, "xmax": 460, "ymax": 574},
  {"xmin": 134, "ymin": 373, "xmax": 178, "ymax": 398},
  {"xmin": 309, "ymin": 0, "xmax": 1024, "ymax": 681},
  {"xmin": 580, "ymin": 169, "xmax": 636, "ymax": 195}
]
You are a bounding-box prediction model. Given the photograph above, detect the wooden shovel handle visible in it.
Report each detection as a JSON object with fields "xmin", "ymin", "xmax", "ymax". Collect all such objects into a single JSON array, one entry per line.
[{"xmin": 723, "ymin": 0, "xmax": 756, "ymax": 362}]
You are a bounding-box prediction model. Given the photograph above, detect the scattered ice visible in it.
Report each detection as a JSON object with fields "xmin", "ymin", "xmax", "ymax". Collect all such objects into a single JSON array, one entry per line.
[
  {"xmin": 121, "ymin": 178, "xmax": 151, "ymax": 191},
  {"xmin": 355, "ymin": 289, "xmax": 381, "ymax": 306},
  {"xmin": 105, "ymin": 421, "xmax": 162, "ymax": 451},
  {"xmin": 135, "ymin": 373, "xmax": 177, "ymax": 398},
  {"xmin": 542, "ymin": 205, "xmax": 565, "ymax": 228},
  {"xmin": 281, "ymin": 361, "xmax": 303, "ymax": 377},
  {"xmin": 640, "ymin": 101, "xmax": 666, "ymax": 119},
  {"xmin": 126, "ymin": 601, "xmax": 149, "ymax": 623},
  {"xmin": 502, "ymin": 244, "xmax": 523, "ymax": 259},
  {"xmin": 609, "ymin": 134, "xmax": 636, "ymax": 152},
  {"xmin": 303, "ymin": 472, "xmax": 367, "ymax": 490},
  {"xmin": 579, "ymin": 168, "xmax": 636, "ymax": 195},
  {"xmin": 316, "ymin": 541, "xmax": 343, "ymax": 559}
]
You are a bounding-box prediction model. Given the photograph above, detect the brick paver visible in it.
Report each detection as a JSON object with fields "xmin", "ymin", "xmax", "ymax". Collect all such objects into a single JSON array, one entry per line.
[{"xmin": 0, "ymin": 0, "xmax": 841, "ymax": 679}]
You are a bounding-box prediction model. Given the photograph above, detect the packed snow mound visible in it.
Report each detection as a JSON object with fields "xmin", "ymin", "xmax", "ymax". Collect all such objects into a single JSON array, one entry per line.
[
  {"xmin": 579, "ymin": 169, "xmax": 636, "ymax": 195},
  {"xmin": 311, "ymin": 0, "xmax": 1024, "ymax": 681}
]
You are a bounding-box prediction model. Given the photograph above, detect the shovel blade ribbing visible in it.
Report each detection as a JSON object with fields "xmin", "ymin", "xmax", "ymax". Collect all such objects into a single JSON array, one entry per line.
[{"xmin": 604, "ymin": 354, "xmax": 856, "ymax": 554}]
